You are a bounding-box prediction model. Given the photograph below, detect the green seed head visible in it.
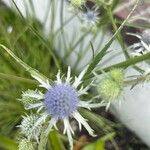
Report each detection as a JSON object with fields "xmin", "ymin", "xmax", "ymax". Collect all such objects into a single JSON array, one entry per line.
[
  {"xmin": 98, "ymin": 79, "xmax": 122, "ymax": 101},
  {"xmin": 109, "ymin": 68, "xmax": 124, "ymax": 86}
]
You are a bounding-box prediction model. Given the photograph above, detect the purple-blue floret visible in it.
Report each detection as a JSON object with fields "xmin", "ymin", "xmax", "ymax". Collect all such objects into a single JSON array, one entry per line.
[
  {"xmin": 84, "ymin": 10, "xmax": 98, "ymax": 23},
  {"xmin": 44, "ymin": 83, "xmax": 79, "ymax": 119}
]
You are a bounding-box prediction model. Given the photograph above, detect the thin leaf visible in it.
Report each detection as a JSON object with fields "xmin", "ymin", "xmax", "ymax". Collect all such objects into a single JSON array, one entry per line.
[
  {"xmin": 0, "ymin": 44, "xmax": 52, "ymax": 84},
  {"xmin": 82, "ymin": 132, "xmax": 116, "ymax": 150},
  {"xmin": 85, "ymin": 43, "xmax": 150, "ymax": 80},
  {"xmin": 95, "ymin": 132, "xmax": 116, "ymax": 150},
  {"xmin": 90, "ymin": 41, "xmax": 95, "ymax": 60},
  {"xmin": 49, "ymin": 130, "xmax": 65, "ymax": 150},
  {"xmin": 11, "ymin": 0, "xmax": 60, "ymax": 69},
  {"xmin": 84, "ymin": 0, "xmax": 140, "ymax": 78}
]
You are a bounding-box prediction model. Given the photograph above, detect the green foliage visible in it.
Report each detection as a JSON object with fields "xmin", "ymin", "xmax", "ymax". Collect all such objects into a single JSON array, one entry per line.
[
  {"xmin": 98, "ymin": 78, "xmax": 122, "ymax": 101},
  {"xmin": 48, "ymin": 131, "xmax": 65, "ymax": 150},
  {"xmin": 0, "ymin": 135, "xmax": 18, "ymax": 150},
  {"xmin": 82, "ymin": 132, "xmax": 116, "ymax": 150},
  {"xmin": 0, "ymin": 4, "xmax": 58, "ymax": 140},
  {"xmin": 0, "ymin": 0, "xmax": 149, "ymax": 149}
]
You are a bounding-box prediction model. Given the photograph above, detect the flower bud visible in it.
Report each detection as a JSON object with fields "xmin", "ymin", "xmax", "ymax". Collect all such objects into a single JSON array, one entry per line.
[
  {"xmin": 18, "ymin": 139, "xmax": 34, "ymax": 150},
  {"xmin": 109, "ymin": 68, "xmax": 124, "ymax": 86},
  {"xmin": 18, "ymin": 90, "xmax": 43, "ymax": 109},
  {"xmin": 18, "ymin": 114, "xmax": 42, "ymax": 141},
  {"xmin": 98, "ymin": 79, "xmax": 122, "ymax": 101}
]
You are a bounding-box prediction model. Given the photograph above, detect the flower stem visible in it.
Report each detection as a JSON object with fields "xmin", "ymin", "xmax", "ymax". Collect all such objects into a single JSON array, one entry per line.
[
  {"xmin": 124, "ymin": 73, "xmax": 150, "ymax": 87},
  {"xmin": 85, "ymin": 52, "xmax": 150, "ymax": 80},
  {"xmin": 84, "ymin": 0, "xmax": 140, "ymax": 78}
]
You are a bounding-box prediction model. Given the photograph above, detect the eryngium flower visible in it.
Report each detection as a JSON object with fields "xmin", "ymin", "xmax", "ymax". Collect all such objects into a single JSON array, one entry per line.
[
  {"xmin": 18, "ymin": 114, "xmax": 42, "ymax": 142},
  {"xmin": 20, "ymin": 66, "xmax": 104, "ymax": 149},
  {"xmin": 127, "ymin": 29, "xmax": 150, "ymax": 56},
  {"xmin": 83, "ymin": 7, "xmax": 99, "ymax": 26},
  {"xmin": 97, "ymin": 68, "xmax": 124, "ymax": 110}
]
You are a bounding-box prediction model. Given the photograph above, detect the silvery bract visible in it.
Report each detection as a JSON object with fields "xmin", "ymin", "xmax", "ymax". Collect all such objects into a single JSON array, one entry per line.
[
  {"xmin": 127, "ymin": 29, "xmax": 150, "ymax": 56},
  {"xmin": 20, "ymin": 66, "xmax": 105, "ymax": 149}
]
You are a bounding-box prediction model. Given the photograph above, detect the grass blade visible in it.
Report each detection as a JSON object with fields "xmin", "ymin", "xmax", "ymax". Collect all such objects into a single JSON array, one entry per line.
[
  {"xmin": 0, "ymin": 44, "xmax": 52, "ymax": 84},
  {"xmin": 84, "ymin": 0, "xmax": 140, "ymax": 78}
]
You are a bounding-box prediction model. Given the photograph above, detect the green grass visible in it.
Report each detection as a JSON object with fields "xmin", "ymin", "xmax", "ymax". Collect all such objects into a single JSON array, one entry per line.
[{"xmin": 0, "ymin": 0, "xmax": 149, "ymax": 149}]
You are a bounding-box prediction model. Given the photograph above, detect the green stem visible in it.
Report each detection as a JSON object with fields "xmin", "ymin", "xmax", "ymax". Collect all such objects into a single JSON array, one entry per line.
[
  {"xmin": 85, "ymin": 52, "xmax": 150, "ymax": 79},
  {"xmin": 107, "ymin": 7, "xmax": 129, "ymax": 57},
  {"xmin": 107, "ymin": 6, "xmax": 143, "ymax": 73},
  {"xmin": 84, "ymin": 0, "xmax": 140, "ymax": 78},
  {"xmin": 54, "ymin": 14, "xmax": 76, "ymax": 37},
  {"xmin": 124, "ymin": 73, "xmax": 150, "ymax": 86},
  {"xmin": 103, "ymin": 53, "xmax": 150, "ymax": 71},
  {"xmin": 64, "ymin": 31, "xmax": 90, "ymax": 59}
]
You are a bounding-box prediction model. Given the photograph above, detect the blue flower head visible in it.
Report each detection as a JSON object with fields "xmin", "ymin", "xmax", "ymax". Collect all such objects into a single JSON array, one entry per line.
[
  {"xmin": 0, "ymin": 45, "xmax": 106, "ymax": 150},
  {"xmin": 85, "ymin": 10, "xmax": 97, "ymax": 22},
  {"xmin": 44, "ymin": 83, "xmax": 79, "ymax": 119},
  {"xmin": 83, "ymin": 7, "xmax": 99, "ymax": 25},
  {"xmin": 19, "ymin": 66, "xmax": 105, "ymax": 150}
]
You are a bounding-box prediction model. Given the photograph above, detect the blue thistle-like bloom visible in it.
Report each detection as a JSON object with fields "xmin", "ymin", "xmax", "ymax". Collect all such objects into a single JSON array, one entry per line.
[
  {"xmin": 82, "ymin": 7, "xmax": 99, "ymax": 26},
  {"xmin": 84, "ymin": 10, "xmax": 98, "ymax": 24},
  {"xmin": 19, "ymin": 66, "xmax": 105, "ymax": 150},
  {"xmin": 44, "ymin": 84, "xmax": 79, "ymax": 119}
]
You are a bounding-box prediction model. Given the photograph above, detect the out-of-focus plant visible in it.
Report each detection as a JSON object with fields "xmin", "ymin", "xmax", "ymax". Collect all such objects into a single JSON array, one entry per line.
[{"xmin": 0, "ymin": 0, "xmax": 149, "ymax": 149}]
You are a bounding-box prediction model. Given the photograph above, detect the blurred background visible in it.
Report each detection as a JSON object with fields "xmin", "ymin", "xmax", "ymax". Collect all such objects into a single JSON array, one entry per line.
[{"xmin": 0, "ymin": 0, "xmax": 150, "ymax": 149}]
